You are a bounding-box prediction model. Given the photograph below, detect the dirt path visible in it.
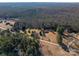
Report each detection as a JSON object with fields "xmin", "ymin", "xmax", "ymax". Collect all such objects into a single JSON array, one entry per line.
[{"xmin": 40, "ymin": 39, "xmax": 59, "ymax": 47}]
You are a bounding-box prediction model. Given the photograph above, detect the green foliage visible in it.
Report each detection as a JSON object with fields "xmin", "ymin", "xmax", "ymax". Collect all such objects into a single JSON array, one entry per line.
[
  {"xmin": 0, "ymin": 7, "xmax": 79, "ymax": 32},
  {"xmin": 56, "ymin": 25, "xmax": 64, "ymax": 44},
  {"xmin": 56, "ymin": 25, "xmax": 64, "ymax": 35},
  {"xmin": 40, "ymin": 30, "xmax": 45, "ymax": 37},
  {"xmin": 0, "ymin": 30, "xmax": 41, "ymax": 56},
  {"xmin": 56, "ymin": 33, "xmax": 62, "ymax": 44}
]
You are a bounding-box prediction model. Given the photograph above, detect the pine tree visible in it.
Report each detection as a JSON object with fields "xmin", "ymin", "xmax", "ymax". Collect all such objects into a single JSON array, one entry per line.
[{"xmin": 56, "ymin": 25, "xmax": 64, "ymax": 44}]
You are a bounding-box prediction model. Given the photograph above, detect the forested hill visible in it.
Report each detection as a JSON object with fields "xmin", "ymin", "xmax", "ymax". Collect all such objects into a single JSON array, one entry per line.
[
  {"xmin": 0, "ymin": 3, "xmax": 79, "ymax": 32},
  {"xmin": 0, "ymin": 3, "xmax": 79, "ymax": 18}
]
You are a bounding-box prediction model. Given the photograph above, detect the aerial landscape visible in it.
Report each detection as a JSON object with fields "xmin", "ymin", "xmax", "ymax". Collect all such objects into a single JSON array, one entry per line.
[{"xmin": 0, "ymin": 2, "xmax": 79, "ymax": 56}]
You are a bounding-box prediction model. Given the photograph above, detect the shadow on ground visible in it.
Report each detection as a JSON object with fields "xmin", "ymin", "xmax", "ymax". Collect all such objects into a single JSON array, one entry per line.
[{"xmin": 59, "ymin": 43, "xmax": 69, "ymax": 52}]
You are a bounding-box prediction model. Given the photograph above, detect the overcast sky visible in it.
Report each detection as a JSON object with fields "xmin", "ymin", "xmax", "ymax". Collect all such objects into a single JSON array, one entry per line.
[{"xmin": 0, "ymin": 0, "xmax": 78, "ymax": 2}]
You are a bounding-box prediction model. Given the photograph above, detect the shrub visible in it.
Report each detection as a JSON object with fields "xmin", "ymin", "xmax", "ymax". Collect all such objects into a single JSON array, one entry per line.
[{"xmin": 40, "ymin": 30, "xmax": 45, "ymax": 37}]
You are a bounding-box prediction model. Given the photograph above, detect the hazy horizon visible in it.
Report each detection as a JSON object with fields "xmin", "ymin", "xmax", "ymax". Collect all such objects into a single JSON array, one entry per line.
[{"xmin": 0, "ymin": 2, "xmax": 79, "ymax": 8}]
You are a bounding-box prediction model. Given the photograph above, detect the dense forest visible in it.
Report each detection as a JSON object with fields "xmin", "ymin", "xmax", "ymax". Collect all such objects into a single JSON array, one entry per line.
[
  {"xmin": 0, "ymin": 3, "xmax": 79, "ymax": 33},
  {"xmin": 0, "ymin": 3, "xmax": 79, "ymax": 32},
  {"xmin": 11, "ymin": 7, "xmax": 79, "ymax": 33}
]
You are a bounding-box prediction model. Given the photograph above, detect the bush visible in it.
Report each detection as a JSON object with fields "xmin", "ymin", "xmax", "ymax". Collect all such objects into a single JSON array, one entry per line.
[{"xmin": 40, "ymin": 30, "xmax": 45, "ymax": 37}]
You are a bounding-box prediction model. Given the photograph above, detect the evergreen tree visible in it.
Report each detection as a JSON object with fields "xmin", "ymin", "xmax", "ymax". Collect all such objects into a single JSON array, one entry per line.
[{"xmin": 56, "ymin": 25, "xmax": 64, "ymax": 44}]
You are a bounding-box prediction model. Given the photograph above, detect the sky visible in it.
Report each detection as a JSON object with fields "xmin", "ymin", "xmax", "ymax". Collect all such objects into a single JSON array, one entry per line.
[{"xmin": 0, "ymin": 0, "xmax": 79, "ymax": 2}]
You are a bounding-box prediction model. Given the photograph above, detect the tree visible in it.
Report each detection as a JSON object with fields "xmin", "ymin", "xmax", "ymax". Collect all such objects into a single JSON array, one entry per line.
[
  {"xmin": 39, "ymin": 29, "xmax": 45, "ymax": 37},
  {"xmin": 0, "ymin": 31, "xmax": 41, "ymax": 56},
  {"xmin": 56, "ymin": 25, "xmax": 64, "ymax": 44}
]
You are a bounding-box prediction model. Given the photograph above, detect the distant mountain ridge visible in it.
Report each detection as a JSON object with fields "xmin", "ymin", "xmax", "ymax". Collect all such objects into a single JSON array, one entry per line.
[{"xmin": 0, "ymin": 2, "xmax": 79, "ymax": 8}]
